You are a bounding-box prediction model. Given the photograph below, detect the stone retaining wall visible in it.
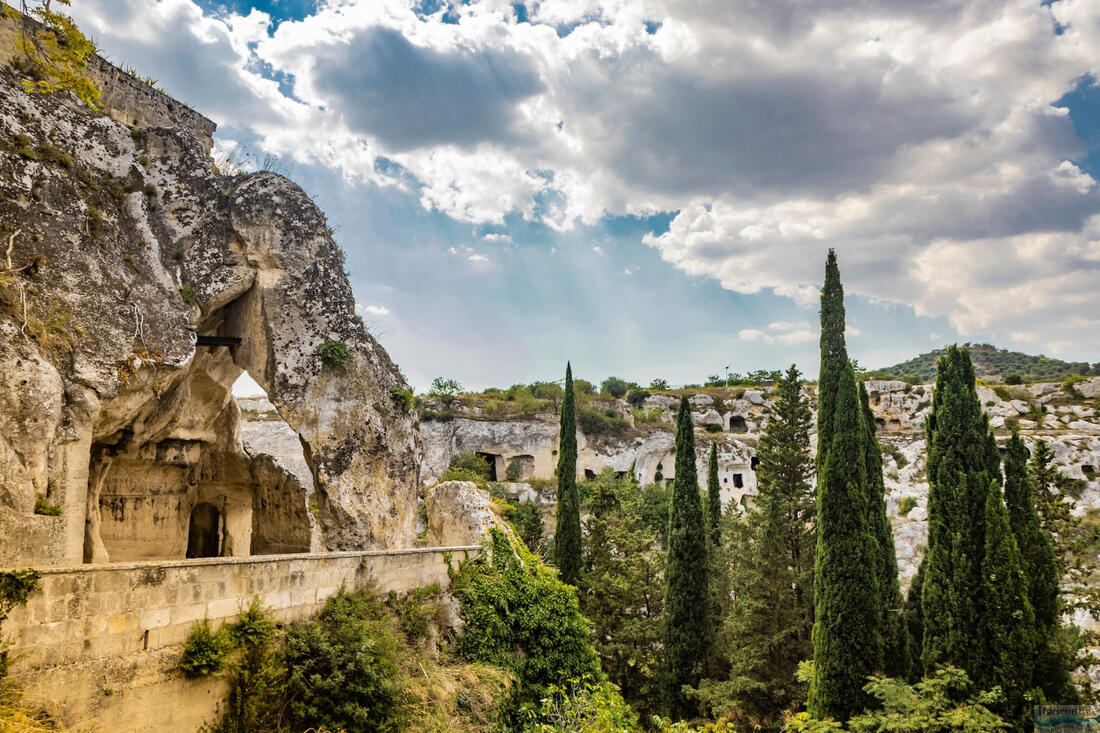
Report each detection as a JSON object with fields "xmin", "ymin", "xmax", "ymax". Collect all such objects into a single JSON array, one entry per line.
[{"xmin": 1, "ymin": 547, "xmax": 481, "ymax": 732}]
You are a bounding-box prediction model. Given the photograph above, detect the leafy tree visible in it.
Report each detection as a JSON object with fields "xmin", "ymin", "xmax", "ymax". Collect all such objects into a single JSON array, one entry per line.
[
  {"xmin": 626, "ymin": 389, "xmax": 650, "ymax": 407},
  {"xmin": 601, "ymin": 377, "xmax": 629, "ymax": 398},
  {"xmin": 512, "ymin": 501, "xmax": 545, "ymax": 557},
  {"xmin": 574, "ymin": 379, "xmax": 596, "ymax": 396},
  {"xmin": 809, "ymin": 363, "xmax": 883, "ymax": 723},
  {"xmin": 555, "ymin": 363, "xmax": 582, "ymax": 585},
  {"xmin": 694, "ymin": 365, "xmax": 815, "ymax": 730},
  {"xmin": 662, "ymin": 396, "xmax": 711, "ymax": 719},
  {"xmin": 706, "ymin": 442, "xmax": 722, "ymax": 549},
  {"xmin": 428, "ymin": 376, "xmax": 463, "ymax": 407},
  {"xmin": 859, "ymin": 382, "xmax": 909, "ymax": 678},
  {"xmin": 650, "ymin": 378, "xmax": 671, "ymax": 390},
  {"xmin": 581, "ymin": 472, "xmax": 667, "ymax": 718},
  {"xmin": 12, "ymin": 1, "xmax": 102, "ymax": 108},
  {"xmin": 522, "ymin": 677, "xmax": 639, "ymax": 732}
]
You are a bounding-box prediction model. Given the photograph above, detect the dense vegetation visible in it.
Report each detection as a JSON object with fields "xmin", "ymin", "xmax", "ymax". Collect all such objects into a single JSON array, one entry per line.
[{"xmin": 873, "ymin": 343, "xmax": 1098, "ymax": 384}]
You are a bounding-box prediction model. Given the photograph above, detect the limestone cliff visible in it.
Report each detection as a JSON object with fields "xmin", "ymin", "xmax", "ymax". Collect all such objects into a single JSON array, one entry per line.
[{"xmin": 0, "ymin": 57, "xmax": 419, "ymax": 563}]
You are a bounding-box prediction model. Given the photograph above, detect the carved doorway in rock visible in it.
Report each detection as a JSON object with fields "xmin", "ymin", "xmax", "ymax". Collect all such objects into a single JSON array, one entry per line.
[{"xmin": 186, "ymin": 502, "xmax": 222, "ymax": 558}]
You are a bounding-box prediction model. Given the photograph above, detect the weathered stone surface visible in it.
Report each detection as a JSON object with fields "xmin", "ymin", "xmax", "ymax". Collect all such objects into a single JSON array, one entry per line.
[
  {"xmin": 424, "ymin": 481, "xmax": 512, "ymax": 546},
  {"xmin": 0, "ymin": 64, "xmax": 418, "ymax": 562}
]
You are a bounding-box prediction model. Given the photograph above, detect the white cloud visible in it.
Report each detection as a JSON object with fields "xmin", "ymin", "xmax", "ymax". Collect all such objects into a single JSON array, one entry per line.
[
  {"xmin": 69, "ymin": 0, "xmax": 1100, "ymax": 358},
  {"xmin": 738, "ymin": 328, "xmax": 765, "ymax": 341},
  {"xmin": 592, "ymin": 245, "xmax": 604, "ymax": 255},
  {"xmin": 482, "ymin": 233, "xmax": 513, "ymax": 244},
  {"xmin": 361, "ymin": 304, "xmax": 390, "ymax": 316},
  {"xmin": 467, "ymin": 254, "xmax": 490, "ymax": 263},
  {"xmin": 740, "ymin": 323, "xmax": 817, "ymax": 344}
]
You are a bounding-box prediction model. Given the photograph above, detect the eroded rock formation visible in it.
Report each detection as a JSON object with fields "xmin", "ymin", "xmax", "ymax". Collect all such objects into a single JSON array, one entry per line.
[{"xmin": 0, "ymin": 62, "xmax": 419, "ymax": 564}]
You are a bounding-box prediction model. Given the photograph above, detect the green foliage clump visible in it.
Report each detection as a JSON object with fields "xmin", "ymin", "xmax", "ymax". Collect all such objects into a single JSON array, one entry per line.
[
  {"xmin": 704, "ymin": 423, "xmax": 722, "ymax": 433},
  {"xmin": 555, "ymin": 363, "xmax": 582, "ymax": 585},
  {"xmin": 180, "ymin": 619, "xmax": 232, "ymax": 678},
  {"xmin": 510, "ymin": 501, "xmax": 545, "ymax": 556},
  {"xmin": 661, "ymin": 396, "xmax": 711, "ymax": 719},
  {"xmin": 452, "ymin": 528, "xmax": 602, "ymax": 712},
  {"xmin": 898, "ymin": 496, "xmax": 918, "ymax": 516},
  {"xmin": 578, "ymin": 408, "xmax": 628, "ymax": 436},
  {"xmin": 788, "ymin": 665, "xmax": 1008, "ymax": 732},
  {"xmin": 317, "ymin": 339, "xmax": 351, "ymax": 369},
  {"xmin": 283, "ymin": 589, "xmax": 406, "ymax": 732},
  {"xmin": 179, "ymin": 283, "xmax": 198, "ymax": 304},
  {"xmin": 440, "ymin": 452, "xmax": 491, "ymax": 486},
  {"xmin": 389, "ymin": 386, "xmax": 414, "ymax": 412},
  {"xmin": 13, "ymin": 0, "xmax": 102, "ymax": 108},
  {"xmin": 1004, "ymin": 374, "xmax": 1023, "ymax": 385},
  {"xmin": 626, "ymin": 389, "xmax": 650, "ymax": 407},
  {"xmin": 32, "ymin": 496, "xmax": 61, "ymax": 516},
  {"xmin": 580, "ymin": 471, "xmax": 666, "ymax": 719},
  {"xmin": 521, "ymin": 677, "xmax": 639, "ymax": 732},
  {"xmin": 429, "ymin": 377, "xmax": 464, "ymax": 407},
  {"xmin": 601, "ymin": 377, "xmax": 629, "ymax": 398}
]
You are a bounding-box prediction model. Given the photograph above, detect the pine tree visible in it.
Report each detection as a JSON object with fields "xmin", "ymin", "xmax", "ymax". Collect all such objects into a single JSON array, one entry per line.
[
  {"xmin": 695, "ymin": 365, "xmax": 815, "ymax": 729},
  {"xmin": 554, "ymin": 362, "xmax": 582, "ymax": 585},
  {"xmin": 1004, "ymin": 432, "xmax": 1058, "ymax": 632},
  {"xmin": 707, "ymin": 441, "xmax": 722, "ymax": 549},
  {"xmin": 809, "ymin": 363, "xmax": 883, "ymax": 723},
  {"xmin": 920, "ymin": 345, "xmax": 998, "ymax": 676},
  {"xmin": 859, "ymin": 382, "xmax": 909, "ymax": 678},
  {"xmin": 662, "ymin": 395, "xmax": 710, "ymax": 719},
  {"xmin": 978, "ymin": 480, "xmax": 1035, "ymax": 726},
  {"xmin": 816, "ymin": 248, "xmax": 846, "ymax": 477}
]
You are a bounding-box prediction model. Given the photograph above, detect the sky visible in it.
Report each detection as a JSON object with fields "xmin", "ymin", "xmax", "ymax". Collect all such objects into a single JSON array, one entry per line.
[{"xmin": 65, "ymin": 0, "xmax": 1100, "ymax": 392}]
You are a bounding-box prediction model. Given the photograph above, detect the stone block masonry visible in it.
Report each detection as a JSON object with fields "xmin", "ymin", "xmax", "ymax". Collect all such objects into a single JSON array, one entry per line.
[{"xmin": 1, "ymin": 547, "xmax": 481, "ymax": 732}]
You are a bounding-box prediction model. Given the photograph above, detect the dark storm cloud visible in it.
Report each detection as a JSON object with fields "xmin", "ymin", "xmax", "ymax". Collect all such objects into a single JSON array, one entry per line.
[{"xmin": 310, "ymin": 27, "xmax": 544, "ymax": 152}]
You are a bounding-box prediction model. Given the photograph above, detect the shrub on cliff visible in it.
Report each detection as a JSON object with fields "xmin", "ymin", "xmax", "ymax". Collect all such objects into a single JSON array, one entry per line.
[
  {"xmin": 283, "ymin": 589, "xmax": 407, "ymax": 732},
  {"xmin": 452, "ymin": 528, "xmax": 603, "ymax": 720}
]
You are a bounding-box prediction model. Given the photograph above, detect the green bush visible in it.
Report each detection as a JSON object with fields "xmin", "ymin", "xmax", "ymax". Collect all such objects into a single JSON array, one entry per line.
[
  {"xmin": 452, "ymin": 529, "xmax": 602, "ymax": 712},
  {"xmin": 451, "ymin": 453, "xmax": 491, "ymax": 479},
  {"xmin": 578, "ymin": 408, "xmax": 628, "ymax": 437},
  {"xmin": 284, "ymin": 589, "xmax": 407, "ymax": 733},
  {"xmin": 898, "ymin": 497, "xmax": 918, "ymax": 516},
  {"xmin": 180, "ymin": 619, "xmax": 232, "ymax": 678},
  {"xmin": 429, "ymin": 377, "xmax": 463, "ymax": 406},
  {"xmin": 521, "ymin": 677, "xmax": 638, "ymax": 732},
  {"xmin": 626, "ymin": 389, "xmax": 650, "ymax": 407},
  {"xmin": 317, "ymin": 340, "xmax": 352, "ymax": 369},
  {"xmin": 179, "ymin": 283, "xmax": 198, "ymax": 304},
  {"xmin": 389, "ymin": 386, "xmax": 414, "ymax": 412},
  {"xmin": 704, "ymin": 423, "xmax": 722, "ymax": 433},
  {"xmin": 505, "ymin": 458, "xmax": 524, "ymax": 482},
  {"xmin": 601, "ymin": 377, "xmax": 629, "ymax": 399},
  {"xmin": 1004, "ymin": 374, "xmax": 1023, "ymax": 385}
]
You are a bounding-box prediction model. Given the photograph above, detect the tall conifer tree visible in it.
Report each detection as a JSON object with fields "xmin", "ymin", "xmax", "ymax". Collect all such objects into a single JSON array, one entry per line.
[
  {"xmin": 816, "ymin": 249, "xmax": 846, "ymax": 477},
  {"xmin": 554, "ymin": 362, "xmax": 582, "ymax": 585},
  {"xmin": 978, "ymin": 479, "xmax": 1035, "ymax": 726},
  {"xmin": 1006, "ymin": 432, "xmax": 1076, "ymax": 702},
  {"xmin": 662, "ymin": 396, "xmax": 710, "ymax": 719},
  {"xmin": 859, "ymin": 382, "xmax": 909, "ymax": 678},
  {"xmin": 809, "ymin": 364, "xmax": 883, "ymax": 723},
  {"xmin": 695, "ymin": 365, "xmax": 815, "ymax": 729},
  {"xmin": 707, "ymin": 442, "xmax": 722, "ymax": 549}
]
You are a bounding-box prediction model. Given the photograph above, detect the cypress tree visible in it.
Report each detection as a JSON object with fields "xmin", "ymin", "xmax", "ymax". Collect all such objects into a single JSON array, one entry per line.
[
  {"xmin": 554, "ymin": 362, "xmax": 582, "ymax": 585},
  {"xmin": 859, "ymin": 382, "xmax": 909, "ymax": 678},
  {"xmin": 808, "ymin": 363, "xmax": 882, "ymax": 723},
  {"xmin": 662, "ymin": 396, "xmax": 710, "ymax": 719},
  {"xmin": 1006, "ymin": 432, "xmax": 1075, "ymax": 702},
  {"xmin": 816, "ymin": 249, "xmax": 847, "ymax": 477},
  {"xmin": 979, "ymin": 479, "xmax": 1035, "ymax": 726},
  {"xmin": 706, "ymin": 441, "xmax": 722, "ymax": 549},
  {"xmin": 921, "ymin": 346, "xmax": 1019, "ymax": 691}
]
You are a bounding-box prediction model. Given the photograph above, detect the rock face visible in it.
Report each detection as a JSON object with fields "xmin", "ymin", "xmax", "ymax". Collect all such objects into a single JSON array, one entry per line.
[
  {"xmin": 0, "ymin": 60, "xmax": 419, "ymax": 564},
  {"xmin": 424, "ymin": 480, "xmax": 512, "ymax": 547}
]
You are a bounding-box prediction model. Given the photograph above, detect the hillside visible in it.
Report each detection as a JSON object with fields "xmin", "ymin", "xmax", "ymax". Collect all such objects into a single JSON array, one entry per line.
[{"xmin": 874, "ymin": 343, "xmax": 1098, "ymax": 383}]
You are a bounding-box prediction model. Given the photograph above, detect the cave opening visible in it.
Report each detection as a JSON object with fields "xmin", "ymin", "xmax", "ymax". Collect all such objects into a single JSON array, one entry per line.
[
  {"xmin": 750, "ymin": 455, "xmax": 759, "ymax": 470},
  {"xmin": 729, "ymin": 416, "xmax": 747, "ymax": 432},
  {"xmin": 732, "ymin": 473, "xmax": 744, "ymax": 489},
  {"xmin": 475, "ymin": 452, "xmax": 501, "ymax": 481},
  {"xmin": 186, "ymin": 502, "xmax": 222, "ymax": 558}
]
